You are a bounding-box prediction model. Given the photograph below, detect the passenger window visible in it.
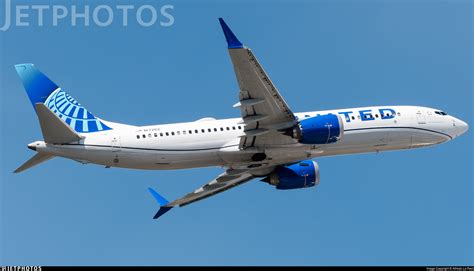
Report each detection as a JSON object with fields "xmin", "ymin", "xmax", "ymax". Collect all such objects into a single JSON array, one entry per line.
[
  {"xmin": 195, "ymin": 129, "xmax": 198, "ymax": 134},
  {"xmin": 238, "ymin": 126, "xmax": 242, "ymax": 130},
  {"xmin": 189, "ymin": 130, "xmax": 192, "ymax": 134},
  {"xmin": 214, "ymin": 128, "xmax": 217, "ymax": 132},
  {"xmin": 220, "ymin": 127, "xmax": 224, "ymax": 131},
  {"xmin": 232, "ymin": 127, "xmax": 236, "ymax": 130},
  {"xmin": 165, "ymin": 132, "xmax": 169, "ymax": 136},
  {"xmin": 136, "ymin": 135, "xmax": 140, "ymax": 139},
  {"xmin": 226, "ymin": 127, "xmax": 230, "ymax": 131},
  {"xmin": 177, "ymin": 131, "xmax": 181, "ymax": 135},
  {"xmin": 397, "ymin": 112, "xmax": 401, "ymax": 116},
  {"xmin": 171, "ymin": 132, "xmax": 175, "ymax": 136},
  {"xmin": 351, "ymin": 116, "xmax": 355, "ymax": 120},
  {"xmin": 208, "ymin": 128, "xmax": 212, "ymax": 132},
  {"xmin": 183, "ymin": 130, "xmax": 187, "ymax": 135},
  {"xmin": 154, "ymin": 133, "xmax": 158, "ymax": 137},
  {"xmin": 375, "ymin": 114, "xmax": 379, "ymax": 118},
  {"xmin": 142, "ymin": 134, "xmax": 146, "ymax": 138},
  {"xmin": 201, "ymin": 129, "xmax": 205, "ymax": 133},
  {"xmin": 160, "ymin": 133, "xmax": 163, "ymax": 137}
]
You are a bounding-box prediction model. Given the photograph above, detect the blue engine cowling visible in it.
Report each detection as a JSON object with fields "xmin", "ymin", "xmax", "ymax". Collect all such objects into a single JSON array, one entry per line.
[
  {"xmin": 261, "ymin": 160, "xmax": 320, "ymax": 190},
  {"xmin": 293, "ymin": 114, "xmax": 344, "ymax": 144}
]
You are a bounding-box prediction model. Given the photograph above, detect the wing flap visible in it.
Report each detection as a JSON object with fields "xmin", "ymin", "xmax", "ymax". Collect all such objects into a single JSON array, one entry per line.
[{"xmin": 233, "ymin": 98, "xmax": 265, "ymax": 108}]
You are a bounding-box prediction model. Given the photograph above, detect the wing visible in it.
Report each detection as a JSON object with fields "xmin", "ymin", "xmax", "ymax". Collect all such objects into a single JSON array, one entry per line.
[
  {"xmin": 148, "ymin": 169, "xmax": 259, "ymax": 219},
  {"xmin": 168, "ymin": 170, "xmax": 254, "ymax": 207},
  {"xmin": 219, "ymin": 18, "xmax": 298, "ymax": 149}
]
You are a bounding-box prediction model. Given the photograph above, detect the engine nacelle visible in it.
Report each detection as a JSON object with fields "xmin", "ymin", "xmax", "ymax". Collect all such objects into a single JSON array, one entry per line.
[
  {"xmin": 291, "ymin": 114, "xmax": 344, "ymax": 144},
  {"xmin": 261, "ymin": 160, "xmax": 320, "ymax": 190}
]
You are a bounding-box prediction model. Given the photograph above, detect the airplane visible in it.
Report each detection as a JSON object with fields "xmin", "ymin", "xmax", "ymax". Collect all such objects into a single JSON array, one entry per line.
[{"xmin": 14, "ymin": 18, "xmax": 468, "ymax": 219}]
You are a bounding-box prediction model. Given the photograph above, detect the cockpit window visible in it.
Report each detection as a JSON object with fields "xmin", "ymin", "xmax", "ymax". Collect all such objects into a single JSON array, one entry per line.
[{"xmin": 434, "ymin": 111, "xmax": 448, "ymax": 116}]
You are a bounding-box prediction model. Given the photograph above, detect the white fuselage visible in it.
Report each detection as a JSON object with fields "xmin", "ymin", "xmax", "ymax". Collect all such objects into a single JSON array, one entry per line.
[{"xmin": 30, "ymin": 105, "xmax": 468, "ymax": 171}]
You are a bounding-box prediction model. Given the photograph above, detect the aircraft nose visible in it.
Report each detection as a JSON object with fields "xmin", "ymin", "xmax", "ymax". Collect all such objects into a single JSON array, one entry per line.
[
  {"xmin": 457, "ymin": 119, "xmax": 469, "ymax": 136},
  {"xmin": 452, "ymin": 117, "xmax": 469, "ymax": 138}
]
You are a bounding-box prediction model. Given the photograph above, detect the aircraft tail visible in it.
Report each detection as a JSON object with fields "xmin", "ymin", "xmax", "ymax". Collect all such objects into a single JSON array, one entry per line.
[
  {"xmin": 13, "ymin": 103, "xmax": 79, "ymax": 172},
  {"xmin": 14, "ymin": 63, "xmax": 114, "ymax": 172},
  {"xmin": 15, "ymin": 63, "xmax": 113, "ymax": 135}
]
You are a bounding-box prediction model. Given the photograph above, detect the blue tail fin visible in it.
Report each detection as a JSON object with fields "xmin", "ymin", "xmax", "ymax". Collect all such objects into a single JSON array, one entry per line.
[
  {"xmin": 148, "ymin": 188, "xmax": 173, "ymax": 219},
  {"xmin": 15, "ymin": 63, "xmax": 112, "ymax": 133}
]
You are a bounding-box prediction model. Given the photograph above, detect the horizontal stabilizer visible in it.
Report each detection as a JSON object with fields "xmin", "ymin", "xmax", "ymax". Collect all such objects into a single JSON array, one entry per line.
[
  {"xmin": 14, "ymin": 153, "xmax": 54, "ymax": 173},
  {"xmin": 35, "ymin": 103, "xmax": 83, "ymax": 144}
]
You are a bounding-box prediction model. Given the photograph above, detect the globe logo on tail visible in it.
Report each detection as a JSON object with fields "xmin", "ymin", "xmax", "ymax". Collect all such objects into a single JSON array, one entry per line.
[{"xmin": 45, "ymin": 88, "xmax": 111, "ymax": 133}]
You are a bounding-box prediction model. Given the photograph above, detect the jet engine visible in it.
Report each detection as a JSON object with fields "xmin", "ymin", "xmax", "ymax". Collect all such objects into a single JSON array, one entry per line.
[
  {"xmin": 261, "ymin": 160, "xmax": 320, "ymax": 190},
  {"xmin": 288, "ymin": 114, "xmax": 344, "ymax": 144}
]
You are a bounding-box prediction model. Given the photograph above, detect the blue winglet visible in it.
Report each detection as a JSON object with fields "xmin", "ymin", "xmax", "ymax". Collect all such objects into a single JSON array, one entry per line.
[
  {"xmin": 148, "ymin": 188, "xmax": 173, "ymax": 219},
  {"xmin": 218, "ymin": 18, "xmax": 243, "ymax": 49}
]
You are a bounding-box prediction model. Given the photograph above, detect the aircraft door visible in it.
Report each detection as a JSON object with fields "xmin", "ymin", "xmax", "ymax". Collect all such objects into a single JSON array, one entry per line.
[
  {"xmin": 416, "ymin": 110, "xmax": 427, "ymax": 124},
  {"xmin": 111, "ymin": 135, "xmax": 121, "ymax": 152},
  {"xmin": 110, "ymin": 134, "xmax": 121, "ymax": 165}
]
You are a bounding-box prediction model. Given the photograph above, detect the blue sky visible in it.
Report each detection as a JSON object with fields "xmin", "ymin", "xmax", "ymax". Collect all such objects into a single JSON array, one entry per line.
[{"xmin": 1, "ymin": 0, "xmax": 472, "ymax": 266}]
